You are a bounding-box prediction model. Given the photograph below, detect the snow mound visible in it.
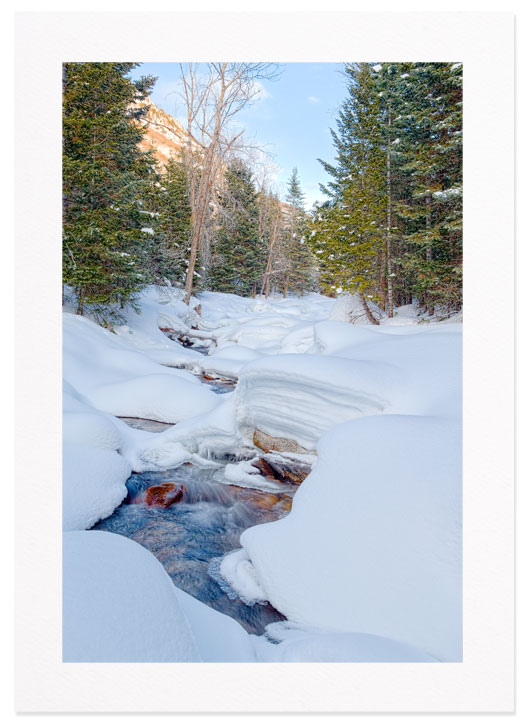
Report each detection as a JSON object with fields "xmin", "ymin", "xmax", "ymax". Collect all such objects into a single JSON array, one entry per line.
[
  {"xmin": 64, "ymin": 312, "xmax": 219, "ymax": 423},
  {"xmin": 197, "ymin": 344, "xmax": 261, "ymax": 378},
  {"xmin": 63, "ymin": 530, "xmax": 256, "ymax": 662},
  {"xmin": 329, "ymin": 293, "xmax": 383, "ymax": 324},
  {"xmin": 87, "ymin": 373, "xmax": 218, "ymax": 424},
  {"xmin": 255, "ymin": 622, "xmax": 437, "ymax": 662},
  {"xmin": 223, "ymin": 414, "xmax": 462, "ymax": 662},
  {"xmin": 63, "ymin": 530, "xmax": 202, "ymax": 661},
  {"xmin": 234, "ymin": 354, "xmax": 397, "ymax": 450},
  {"xmin": 62, "ymin": 382, "xmax": 131, "ymax": 531}
]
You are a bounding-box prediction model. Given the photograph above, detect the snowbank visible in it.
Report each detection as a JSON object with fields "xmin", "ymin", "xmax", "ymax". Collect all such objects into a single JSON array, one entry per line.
[
  {"xmin": 63, "ymin": 530, "xmax": 202, "ymax": 662},
  {"xmin": 222, "ymin": 414, "xmax": 462, "ymax": 662},
  {"xmin": 63, "ymin": 381, "xmax": 131, "ymax": 531},
  {"xmin": 63, "ymin": 530, "xmax": 256, "ymax": 662},
  {"xmin": 234, "ymin": 354, "xmax": 398, "ymax": 450},
  {"xmin": 254, "ymin": 622, "xmax": 437, "ymax": 662},
  {"xmin": 63, "ymin": 312, "xmax": 219, "ymax": 423}
]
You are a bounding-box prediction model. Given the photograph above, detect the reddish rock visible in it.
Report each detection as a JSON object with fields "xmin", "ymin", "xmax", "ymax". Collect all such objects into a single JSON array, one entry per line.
[
  {"xmin": 252, "ymin": 458, "xmax": 281, "ymax": 483},
  {"xmin": 145, "ymin": 482, "xmax": 185, "ymax": 508},
  {"xmin": 253, "ymin": 429, "xmax": 311, "ymax": 455},
  {"xmin": 252, "ymin": 457, "xmax": 310, "ymax": 485}
]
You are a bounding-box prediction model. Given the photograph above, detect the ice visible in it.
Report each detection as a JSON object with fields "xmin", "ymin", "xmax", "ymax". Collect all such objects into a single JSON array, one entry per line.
[{"xmin": 234, "ymin": 354, "xmax": 397, "ymax": 450}]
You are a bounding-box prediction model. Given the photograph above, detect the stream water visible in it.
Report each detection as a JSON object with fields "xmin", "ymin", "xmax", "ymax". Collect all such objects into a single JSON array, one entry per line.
[{"xmin": 93, "ymin": 353, "xmax": 296, "ymax": 635}]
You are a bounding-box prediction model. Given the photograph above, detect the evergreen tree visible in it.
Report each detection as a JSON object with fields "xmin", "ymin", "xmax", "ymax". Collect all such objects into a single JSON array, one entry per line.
[
  {"xmin": 62, "ymin": 62, "xmax": 157, "ymax": 318},
  {"xmin": 281, "ymin": 168, "xmax": 315, "ymax": 295},
  {"xmin": 312, "ymin": 63, "xmax": 386, "ymax": 322},
  {"xmin": 314, "ymin": 62, "xmax": 462, "ymax": 319},
  {"xmin": 148, "ymin": 157, "xmax": 193, "ymax": 286},
  {"xmin": 395, "ymin": 63, "xmax": 462, "ymax": 313},
  {"xmin": 209, "ymin": 159, "xmax": 265, "ymax": 295}
]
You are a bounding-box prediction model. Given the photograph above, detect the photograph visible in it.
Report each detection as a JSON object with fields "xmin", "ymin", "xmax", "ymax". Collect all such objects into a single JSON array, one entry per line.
[
  {"xmin": 61, "ymin": 60, "xmax": 463, "ymax": 664},
  {"xmin": 13, "ymin": 8, "xmax": 515, "ymax": 714}
]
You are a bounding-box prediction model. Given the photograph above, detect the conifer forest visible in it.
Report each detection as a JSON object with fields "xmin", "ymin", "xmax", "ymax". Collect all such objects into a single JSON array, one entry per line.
[{"xmin": 63, "ymin": 62, "xmax": 462, "ymax": 322}]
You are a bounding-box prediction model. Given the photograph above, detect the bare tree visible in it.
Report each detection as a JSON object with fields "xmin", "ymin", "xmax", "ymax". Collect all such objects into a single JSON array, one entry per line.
[{"xmin": 177, "ymin": 62, "xmax": 281, "ymax": 304}]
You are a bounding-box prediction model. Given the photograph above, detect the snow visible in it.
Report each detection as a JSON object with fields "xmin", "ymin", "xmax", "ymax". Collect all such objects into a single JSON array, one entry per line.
[
  {"xmin": 328, "ymin": 292, "xmax": 383, "ymax": 324},
  {"xmin": 63, "ymin": 530, "xmax": 201, "ymax": 661},
  {"xmin": 223, "ymin": 414, "xmax": 462, "ymax": 662},
  {"xmin": 63, "ymin": 530, "xmax": 255, "ymax": 662},
  {"xmin": 254, "ymin": 622, "xmax": 437, "ymax": 662},
  {"xmin": 234, "ymin": 354, "xmax": 396, "ymax": 450},
  {"xmin": 62, "ymin": 285, "xmax": 462, "ymax": 662},
  {"xmin": 63, "ymin": 311, "xmax": 219, "ymax": 424},
  {"xmin": 63, "ymin": 381, "xmax": 131, "ymax": 531}
]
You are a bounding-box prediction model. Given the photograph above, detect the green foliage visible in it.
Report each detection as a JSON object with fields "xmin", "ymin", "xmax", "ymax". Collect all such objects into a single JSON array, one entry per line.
[
  {"xmin": 209, "ymin": 159, "xmax": 265, "ymax": 295},
  {"xmin": 313, "ymin": 62, "xmax": 462, "ymax": 314},
  {"xmin": 144, "ymin": 158, "xmax": 193, "ymax": 286},
  {"xmin": 62, "ymin": 62, "xmax": 157, "ymax": 318},
  {"xmin": 312, "ymin": 64, "xmax": 386, "ymax": 301},
  {"xmin": 281, "ymin": 168, "xmax": 316, "ymax": 294}
]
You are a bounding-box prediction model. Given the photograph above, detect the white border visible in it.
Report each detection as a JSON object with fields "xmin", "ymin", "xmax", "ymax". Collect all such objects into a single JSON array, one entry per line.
[{"xmin": 14, "ymin": 11, "xmax": 514, "ymax": 713}]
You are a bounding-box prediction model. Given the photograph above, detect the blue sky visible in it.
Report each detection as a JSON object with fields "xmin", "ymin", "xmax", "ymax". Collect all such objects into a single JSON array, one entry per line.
[{"xmin": 130, "ymin": 63, "xmax": 348, "ymax": 209}]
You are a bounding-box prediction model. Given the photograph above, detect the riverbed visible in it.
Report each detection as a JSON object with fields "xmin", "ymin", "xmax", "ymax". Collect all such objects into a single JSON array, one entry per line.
[{"xmin": 92, "ymin": 356, "xmax": 298, "ymax": 635}]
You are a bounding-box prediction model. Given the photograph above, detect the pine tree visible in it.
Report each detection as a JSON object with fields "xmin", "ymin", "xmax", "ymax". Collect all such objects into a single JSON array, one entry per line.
[
  {"xmin": 281, "ymin": 168, "xmax": 315, "ymax": 296},
  {"xmin": 62, "ymin": 62, "xmax": 157, "ymax": 319},
  {"xmin": 148, "ymin": 157, "xmax": 193, "ymax": 286},
  {"xmin": 209, "ymin": 159, "xmax": 265, "ymax": 296},
  {"xmin": 313, "ymin": 63, "xmax": 386, "ymax": 322},
  {"xmin": 396, "ymin": 63, "xmax": 462, "ymax": 313},
  {"xmin": 314, "ymin": 62, "xmax": 462, "ymax": 318}
]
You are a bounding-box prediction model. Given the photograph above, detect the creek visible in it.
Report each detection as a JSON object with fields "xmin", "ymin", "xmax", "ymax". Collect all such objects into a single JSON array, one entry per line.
[{"xmin": 93, "ymin": 343, "xmax": 299, "ymax": 635}]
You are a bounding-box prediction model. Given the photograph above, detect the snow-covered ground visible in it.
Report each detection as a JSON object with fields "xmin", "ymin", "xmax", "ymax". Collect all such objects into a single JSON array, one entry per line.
[{"xmin": 63, "ymin": 285, "xmax": 462, "ymax": 662}]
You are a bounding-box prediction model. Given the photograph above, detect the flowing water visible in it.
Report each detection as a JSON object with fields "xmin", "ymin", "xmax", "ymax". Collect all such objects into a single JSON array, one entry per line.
[
  {"xmin": 94, "ymin": 345, "xmax": 296, "ymax": 635},
  {"xmin": 93, "ymin": 461, "xmax": 293, "ymax": 634}
]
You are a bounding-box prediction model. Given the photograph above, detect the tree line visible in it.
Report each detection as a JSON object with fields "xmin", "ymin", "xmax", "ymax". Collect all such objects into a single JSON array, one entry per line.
[
  {"xmin": 311, "ymin": 62, "xmax": 462, "ymax": 321},
  {"xmin": 62, "ymin": 62, "xmax": 315, "ymax": 320},
  {"xmin": 62, "ymin": 62, "xmax": 462, "ymax": 322}
]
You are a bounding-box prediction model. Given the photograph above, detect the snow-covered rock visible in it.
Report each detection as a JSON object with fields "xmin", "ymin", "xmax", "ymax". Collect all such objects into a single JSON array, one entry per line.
[
  {"xmin": 234, "ymin": 354, "xmax": 397, "ymax": 450},
  {"xmin": 63, "ymin": 381, "xmax": 131, "ymax": 531},
  {"xmin": 222, "ymin": 414, "xmax": 462, "ymax": 662},
  {"xmin": 63, "ymin": 312, "xmax": 219, "ymax": 423},
  {"xmin": 63, "ymin": 530, "xmax": 256, "ymax": 662},
  {"xmin": 63, "ymin": 530, "xmax": 202, "ymax": 662}
]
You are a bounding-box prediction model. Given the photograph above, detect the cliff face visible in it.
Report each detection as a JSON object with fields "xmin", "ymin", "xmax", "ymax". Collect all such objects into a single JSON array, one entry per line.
[{"xmin": 136, "ymin": 99, "xmax": 192, "ymax": 169}]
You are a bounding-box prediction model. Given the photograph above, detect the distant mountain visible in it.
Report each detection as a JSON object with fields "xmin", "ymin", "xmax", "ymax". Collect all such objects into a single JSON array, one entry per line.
[{"xmin": 135, "ymin": 99, "xmax": 195, "ymax": 169}]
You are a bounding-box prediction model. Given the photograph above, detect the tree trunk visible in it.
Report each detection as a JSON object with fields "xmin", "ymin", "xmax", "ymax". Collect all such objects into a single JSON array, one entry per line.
[
  {"xmin": 380, "ymin": 249, "xmax": 387, "ymax": 310},
  {"xmin": 385, "ymin": 99, "xmax": 394, "ymax": 318},
  {"xmin": 76, "ymin": 291, "xmax": 84, "ymax": 316},
  {"xmin": 425, "ymin": 191, "xmax": 432, "ymax": 262},
  {"xmin": 359, "ymin": 291, "xmax": 380, "ymax": 325}
]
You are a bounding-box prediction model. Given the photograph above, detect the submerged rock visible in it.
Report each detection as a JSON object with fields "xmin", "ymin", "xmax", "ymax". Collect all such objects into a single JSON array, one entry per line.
[{"xmin": 145, "ymin": 482, "xmax": 185, "ymax": 508}]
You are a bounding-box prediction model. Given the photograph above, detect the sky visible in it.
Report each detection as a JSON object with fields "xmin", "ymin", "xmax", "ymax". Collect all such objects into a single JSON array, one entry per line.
[{"xmin": 129, "ymin": 63, "xmax": 348, "ymax": 210}]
